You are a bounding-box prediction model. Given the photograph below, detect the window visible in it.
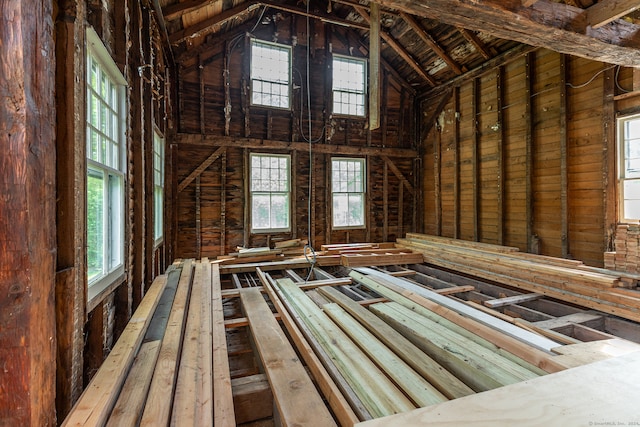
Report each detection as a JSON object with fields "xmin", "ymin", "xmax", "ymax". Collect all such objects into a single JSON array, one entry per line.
[
  {"xmin": 332, "ymin": 55, "xmax": 366, "ymax": 117},
  {"xmin": 250, "ymin": 39, "xmax": 291, "ymax": 109},
  {"xmin": 619, "ymin": 114, "xmax": 640, "ymax": 221},
  {"xmin": 154, "ymin": 130, "xmax": 165, "ymax": 243},
  {"xmin": 332, "ymin": 158, "xmax": 365, "ymax": 228},
  {"xmin": 86, "ymin": 27, "xmax": 127, "ymax": 294},
  {"xmin": 250, "ymin": 154, "xmax": 291, "ymax": 232}
]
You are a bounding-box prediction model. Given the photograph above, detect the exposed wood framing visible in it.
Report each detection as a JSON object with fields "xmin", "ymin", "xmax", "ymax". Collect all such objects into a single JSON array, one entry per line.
[
  {"xmin": 472, "ymin": 77, "xmax": 480, "ymax": 241},
  {"xmin": 587, "ymin": 0, "xmax": 640, "ymax": 29},
  {"xmin": 453, "ymin": 87, "xmax": 460, "ymax": 239},
  {"xmin": 384, "ymin": 162, "xmax": 389, "ymax": 241},
  {"xmin": 457, "ymin": 27, "xmax": 493, "ymax": 60},
  {"xmin": 525, "ymin": 52, "xmax": 534, "ymax": 253},
  {"xmin": 373, "ymin": 0, "xmax": 640, "ymax": 66},
  {"xmin": 177, "ymin": 146, "xmax": 226, "ymax": 193},
  {"xmin": 196, "ymin": 176, "xmax": 201, "ymax": 259},
  {"xmin": 381, "ymin": 156, "xmax": 415, "ymax": 195},
  {"xmin": 402, "ymin": 13, "xmax": 463, "ymax": 75},
  {"xmin": 603, "ymin": 65, "xmax": 617, "ymax": 252},
  {"xmin": 560, "ymin": 54, "xmax": 569, "ymax": 258},
  {"xmin": 243, "ymin": 149, "xmax": 250, "ymax": 248},
  {"xmin": 221, "ymin": 151, "xmax": 227, "ymax": 256},
  {"xmin": 497, "ymin": 66, "xmax": 505, "ymax": 245},
  {"xmin": 370, "ymin": 2, "xmax": 381, "ymax": 130},
  {"xmin": 434, "ymin": 128, "xmax": 442, "ymax": 236}
]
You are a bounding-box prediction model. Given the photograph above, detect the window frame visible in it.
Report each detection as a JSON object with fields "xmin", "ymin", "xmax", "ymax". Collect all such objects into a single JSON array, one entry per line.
[
  {"xmin": 618, "ymin": 113, "xmax": 640, "ymax": 223},
  {"xmin": 250, "ymin": 39, "xmax": 292, "ymax": 111},
  {"xmin": 153, "ymin": 129, "xmax": 165, "ymax": 246},
  {"xmin": 250, "ymin": 153, "xmax": 292, "ymax": 233},
  {"xmin": 331, "ymin": 54, "xmax": 367, "ymax": 118},
  {"xmin": 86, "ymin": 26, "xmax": 127, "ymax": 301},
  {"xmin": 331, "ymin": 157, "xmax": 366, "ymax": 230}
]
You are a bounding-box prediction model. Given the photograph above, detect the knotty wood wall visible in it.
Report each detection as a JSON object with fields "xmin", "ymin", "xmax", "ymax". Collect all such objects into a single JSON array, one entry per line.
[
  {"xmin": 173, "ymin": 18, "xmax": 418, "ymax": 257},
  {"xmin": 421, "ymin": 48, "xmax": 640, "ymax": 268}
]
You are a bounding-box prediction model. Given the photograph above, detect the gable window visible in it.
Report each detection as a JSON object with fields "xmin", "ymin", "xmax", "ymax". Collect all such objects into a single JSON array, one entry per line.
[
  {"xmin": 619, "ymin": 114, "xmax": 640, "ymax": 221},
  {"xmin": 86, "ymin": 27, "xmax": 127, "ymax": 296},
  {"xmin": 332, "ymin": 55, "xmax": 366, "ymax": 117},
  {"xmin": 332, "ymin": 158, "xmax": 365, "ymax": 228},
  {"xmin": 250, "ymin": 39, "xmax": 291, "ymax": 109},
  {"xmin": 250, "ymin": 154, "xmax": 291, "ymax": 232},
  {"xmin": 154, "ymin": 130, "xmax": 165, "ymax": 243}
]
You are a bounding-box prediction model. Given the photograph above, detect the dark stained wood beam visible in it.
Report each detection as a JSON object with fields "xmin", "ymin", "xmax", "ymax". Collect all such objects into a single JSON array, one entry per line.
[
  {"xmin": 401, "ymin": 13, "xmax": 463, "ymax": 75},
  {"xmin": 175, "ymin": 134, "xmax": 419, "ymax": 157},
  {"xmin": 353, "ymin": 6, "xmax": 436, "ymax": 86},
  {"xmin": 372, "ymin": 0, "xmax": 640, "ymax": 66},
  {"xmin": 457, "ymin": 27, "xmax": 494, "ymax": 60},
  {"xmin": 587, "ymin": 0, "xmax": 640, "ymax": 29},
  {"xmin": 163, "ymin": 0, "xmax": 210, "ymax": 21}
]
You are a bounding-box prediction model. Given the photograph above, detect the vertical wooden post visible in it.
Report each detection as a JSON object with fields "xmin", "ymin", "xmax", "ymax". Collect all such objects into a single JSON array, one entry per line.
[
  {"xmin": 381, "ymin": 71, "xmax": 389, "ymax": 147},
  {"xmin": 325, "ymin": 154, "xmax": 331, "ymax": 245},
  {"xmin": 369, "ymin": 2, "xmax": 380, "ymax": 131},
  {"xmin": 472, "ymin": 77, "xmax": 480, "ymax": 241},
  {"xmin": 525, "ymin": 53, "xmax": 535, "ymax": 253},
  {"xmin": 221, "ymin": 151, "xmax": 227, "ymax": 256},
  {"xmin": 55, "ymin": 0, "xmax": 87, "ymax": 418},
  {"xmin": 1, "ymin": 0, "xmax": 56, "ymax": 424},
  {"xmin": 453, "ymin": 87, "xmax": 460, "ymax": 239},
  {"xmin": 603, "ymin": 65, "xmax": 617, "ymax": 253},
  {"xmin": 243, "ymin": 148, "xmax": 250, "ymax": 248},
  {"xmin": 497, "ymin": 66, "xmax": 505, "ymax": 245},
  {"xmin": 242, "ymin": 35, "xmax": 251, "ymax": 137},
  {"xmin": 383, "ymin": 162, "xmax": 389, "ymax": 241},
  {"xmin": 224, "ymin": 41, "xmax": 231, "ymax": 136},
  {"xmin": 199, "ymin": 54, "xmax": 205, "ymax": 134},
  {"xmin": 196, "ymin": 175, "xmax": 202, "ymax": 258},
  {"xmin": 560, "ymin": 54, "xmax": 569, "ymax": 258},
  {"xmin": 398, "ymin": 181, "xmax": 404, "ymax": 238},
  {"xmin": 292, "ymin": 150, "xmax": 298, "ymax": 238},
  {"xmin": 143, "ymin": 9, "xmax": 155, "ymax": 291},
  {"xmin": 310, "ymin": 152, "xmax": 316, "ymax": 247},
  {"xmin": 366, "ymin": 155, "xmax": 372, "ymax": 242},
  {"xmin": 434, "ymin": 125, "xmax": 442, "ymax": 236}
]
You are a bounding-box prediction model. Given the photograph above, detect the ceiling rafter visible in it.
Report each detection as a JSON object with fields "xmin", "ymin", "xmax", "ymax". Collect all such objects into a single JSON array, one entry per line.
[
  {"xmin": 353, "ymin": 6, "xmax": 436, "ymax": 86},
  {"xmin": 400, "ymin": 13, "xmax": 464, "ymax": 75},
  {"xmin": 457, "ymin": 27, "xmax": 494, "ymax": 60},
  {"xmin": 586, "ymin": 0, "xmax": 640, "ymax": 29},
  {"xmin": 371, "ymin": 0, "xmax": 640, "ymax": 66},
  {"xmin": 163, "ymin": 0, "xmax": 211, "ymax": 21}
]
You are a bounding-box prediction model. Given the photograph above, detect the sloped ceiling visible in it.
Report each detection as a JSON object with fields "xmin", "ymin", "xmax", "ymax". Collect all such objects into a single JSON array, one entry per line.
[{"xmin": 156, "ymin": 0, "xmax": 640, "ymax": 91}]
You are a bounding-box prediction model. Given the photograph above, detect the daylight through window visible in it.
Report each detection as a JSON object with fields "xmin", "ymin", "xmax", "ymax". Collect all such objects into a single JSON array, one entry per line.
[
  {"xmin": 332, "ymin": 158, "xmax": 365, "ymax": 228},
  {"xmin": 619, "ymin": 114, "xmax": 640, "ymax": 221},
  {"xmin": 250, "ymin": 154, "xmax": 291, "ymax": 232},
  {"xmin": 154, "ymin": 130, "xmax": 165, "ymax": 243},
  {"xmin": 332, "ymin": 55, "xmax": 366, "ymax": 117},
  {"xmin": 250, "ymin": 39, "xmax": 291, "ymax": 109}
]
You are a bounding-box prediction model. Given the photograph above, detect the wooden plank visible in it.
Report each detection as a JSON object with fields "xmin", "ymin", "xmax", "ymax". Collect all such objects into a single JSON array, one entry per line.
[
  {"xmin": 140, "ymin": 260, "xmax": 194, "ymax": 427},
  {"xmin": 355, "ymin": 352, "xmax": 640, "ymax": 427},
  {"xmin": 212, "ymin": 264, "xmax": 235, "ymax": 426},
  {"xmin": 369, "ymin": 2, "xmax": 380, "ymax": 130},
  {"xmin": 323, "ymin": 303, "xmax": 448, "ymax": 406},
  {"xmin": 276, "ymin": 278, "xmax": 416, "ymax": 417},
  {"xmin": 177, "ymin": 146, "xmax": 225, "ymax": 193},
  {"xmin": 560, "ymin": 54, "xmax": 569, "ymax": 258},
  {"xmin": 231, "ymin": 374, "xmax": 273, "ymax": 424},
  {"xmin": 256, "ymin": 269, "xmax": 362, "ymax": 425},
  {"xmin": 341, "ymin": 252, "xmax": 424, "ymax": 267},
  {"xmin": 62, "ymin": 275, "xmax": 168, "ymax": 426},
  {"xmin": 587, "ymin": 0, "xmax": 640, "ymax": 28},
  {"xmin": 240, "ymin": 287, "xmax": 337, "ymax": 426},
  {"xmin": 434, "ymin": 285, "xmax": 475, "ymax": 295},
  {"xmin": 317, "ymin": 287, "xmax": 475, "ymax": 400},
  {"xmin": 484, "ymin": 293, "xmax": 544, "ymax": 309}
]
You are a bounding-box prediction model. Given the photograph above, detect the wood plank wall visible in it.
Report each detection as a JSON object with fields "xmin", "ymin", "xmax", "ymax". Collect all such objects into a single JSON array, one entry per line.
[
  {"xmin": 173, "ymin": 19, "xmax": 417, "ymax": 257},
  {"xmin": 422, "ymin": 48, "xmax": 640, "ymax": 268}
]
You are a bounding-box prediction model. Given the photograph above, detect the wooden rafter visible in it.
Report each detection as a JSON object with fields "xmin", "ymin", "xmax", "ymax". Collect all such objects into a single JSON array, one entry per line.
[
  {"xmin": 163, "ymin": 0, "xmax": 211, "ymax": 21},
  {"xmin": 353, "ymin": 6, "xmax": 436, "ymax": 86},
  {"xmin": 587, "ymin": 0, "xmax": 640, "ymax": 29},
  {"xmin": 401, "ymin": 13, "xmax": 463, "ymax": 75},
  {"xmin": 457, "ymin": 27, "xmax": 493, "ymax": 60},
  {"xmin": 175, "ymin": 134, "xmax": 419, "ymax": 157},
  {"xmin": 371, "ymin": 0, "xmax": 640, "ymax": 66}
]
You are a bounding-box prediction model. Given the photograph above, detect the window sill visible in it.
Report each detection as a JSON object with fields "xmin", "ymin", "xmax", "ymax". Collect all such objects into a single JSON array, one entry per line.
[
  {"xmin": 87, "ymin": 268, "xmax": 126, "ymax": 313},
  {"xmin": 332, "ymin": 225, "xmax": 366, "ymax": 231}
]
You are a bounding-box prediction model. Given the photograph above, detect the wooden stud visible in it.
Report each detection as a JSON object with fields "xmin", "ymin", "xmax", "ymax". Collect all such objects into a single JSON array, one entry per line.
[
  {"xmin": 221, "ymin": 151, "xmax": 227, "ymax": 256},
  {"xmin": 497, "ymin": 66, "xmax": 505, "ymax": 245},
  {"xmin": 472, "ymin": 77, "xmax": 480, "ymax": 241},
  {"xmin": 196, "ymin": 176, "xmax": 201, "ymax": 259},
  {"xmin": 525, "ymin": 52, "xmax": 534, "ymax": 253},
  {"xmin": 369, "ymin": 2, "xmax": 381, "ymax": 130},
  {"xmin": 243, "ymin": 148, "xmax": 250, "ymax": 248},
  {"xmin": 453, "ymin": 86, "xmax": 460, "ymax": 239},
  {"xmin": 398, "ymin": 181, "xmax": 404, "ymax": 238},
  {"xmin": 603, "ymin": 65, "xmax": 617, "ymax": 253},
  {"xmin": 560, "ymin": 54, "xmax": 569, "ymax": 258},
  {"xmin": 199, "ymin": 55, "xmax": 205, "ymax": 134},
  {"xmin": 384, "ymin": 162, "xmax": 389, "ymax": 241},
  {"xmin": 435, "ymin": 122, "xmax": 442, "ymax": 236}
]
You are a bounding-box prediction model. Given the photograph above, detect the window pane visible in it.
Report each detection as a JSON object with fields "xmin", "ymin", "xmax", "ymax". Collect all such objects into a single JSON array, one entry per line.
[
  {"xmin": 109, "ymin": 174, "xmax": 123, "ymax": 268},
  {"xmin": 252, "ymin": 194, "xmax": 271, "ymax": 230},
  {"xmin": 250, "ymin": 154, "xmax": 290, "ymax": 231},
  {"xmin": 87, "ymin": 169, "xmax": 105, "ymax": 283},
  {"xmin": 333, "ymin": 193, "xmax": 349, "ymax": 228},
  {"xmin": 347, "ymin": 193, "xmax": 365, "ymax": 226},
  {"xmin": 270, "ymin": 193, "xmax": 289, "ymax": 229},
  {"xmin": 251, "ymin": 40, "xmax": 291, "ymax": 108},
  {"xmin": 332, "ymin": 56, "xmax": 366, "ymax": 117}
]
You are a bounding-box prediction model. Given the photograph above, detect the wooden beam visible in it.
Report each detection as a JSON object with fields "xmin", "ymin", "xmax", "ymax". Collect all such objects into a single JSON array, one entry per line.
[
  {"xmin": 371, "ymin": 0, "xmax": 640, "ymax": 66},
  {"xmin": 163, "ymin": 0, "xmax": 210, "ymax": 21},
  {"xmin": 472, "ymin": 77, "xmax": 480, "ymax": 242},
  {"xmin": 176, "ymin": 134, "xmax": 419, "ymax": 157},
  {"xmin": 587, "ymin": 0, "xmax": 640, "ymax": 29},
  {"xmin": 453, "ymin": 87, "xmax": 460, "ymax": 239},
  {"xmin": 522, "ymin": 0, "xmax": 540, "ymax": 6},
  {"xmin": 401, "ymin": 13, "xmax": 463, "ymax": 75},
  {"xmin": 457, "ymin": 27, "xmax": 493, "ymax": 60},
  {"xmin": 354, "ymin": 6, "xmax": 436, "ymax": 86},
  {"xmin": 525, "ymin": 52, "xmax": 534, "ymax": 253},
  {"xmin": 484, "ymin": 293, "xmax": 544, "ymax": 309},
  {"xmin": 177, "ymin": 146, "xmax": 225, "ymax": 193},
  {"xmin": 560, "ymin": 54, "xmax": 569, "ymax": 258},
  {"xmin": 370, "ymin": 2, "xmax": 381, "ymax": 130}
]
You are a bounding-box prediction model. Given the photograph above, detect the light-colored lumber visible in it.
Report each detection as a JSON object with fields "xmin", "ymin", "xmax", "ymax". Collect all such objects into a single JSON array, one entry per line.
[
  {"xmin": 231, "ymin": 374, "xmax": 273, "ymax": 424},
  {"xmin": 317, "ymin": 287, "xmax": 474, "ymax": 400},
  {"xmin": 354, "ymin": 268, "xmax": 560, "ymax": 352},
  {"xmin": 323, "ymin": 303, "xmax": 448, "ymax": 407},
  {"xmin": 276, "ymin": 278, "xmax": 416, "ymax": 418},
  {"xmin": 512, "ymin": 319, "xmax": 581, "ymax": 346},
  {"xmin": 404, "ymin": 233, "xmax": 520, "ymax": 253},
  {"xmin": 533, "ymin": 312, "xmax": 603, "ymax": 330},
  {"xmin": 348, "ymin": 271, "xmax": 566, "ymax": 374},
  {"xmin": 211, "ymin": 263, "xmax": 235, "ymax": 426},
  {"xmin": 171, "ymin": 261, "xmax": 213, "ymax": 426},
  {"xmin": 355, "ymin": 352, "xmax": 640, "ymax": 427},
  {"xmin": 341, "ymin": 252, "xmax": 424, "ymax": 267},
  {"xmin": 140, "ymin": 260, "xmax": 194, "ymax": 426},
  {"xmin": 240, "ymin": 287, "xmax": 337, "ymax": 427},
  {"xmin": 106, "ymin": 340, "xmax": 161, "ymax": 427},
  {"xmin": 62, "ymin": 274, "xmax": 168, "ymax": 427},
  {"xmin": 434, "ymin": 285, "xmax": 475, "ymax": 295},
  {"xmin": 256, "ymin": 269, "xmax": 364, "ymax": 425},
  {"xmin": 550, "ymin": 338, "xmax": 640, "ymax": 368},
  {"xmin": 484, "ymin": 293, "xmax": 543, "ymax": 308}
]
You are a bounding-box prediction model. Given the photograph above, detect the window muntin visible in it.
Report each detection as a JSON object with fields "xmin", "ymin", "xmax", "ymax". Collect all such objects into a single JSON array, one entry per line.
[
  {"xmin": 250, "ymin": 40, "xmax": 291, "ymax": 109},
  {"xmin": 332, "ymin": 56, "xmax": 366, "ymax": 117},
  {"xmin": 620, "ymin": 114, "xmax": 640, "ymax": 221},
  {"xmin": 250, "ymin": 154, "xmax": 291, "ymax": 232},
  {"xmin": 332, "ymin": 158, "xmax": 365, "ymax": 228},
  {"xmin": 86, "ymin": 28, "xmax": 126, "ymax": 293},
  {"xmin": 154, "ymin": 131, "xmax": 165, "ymax": 243}
]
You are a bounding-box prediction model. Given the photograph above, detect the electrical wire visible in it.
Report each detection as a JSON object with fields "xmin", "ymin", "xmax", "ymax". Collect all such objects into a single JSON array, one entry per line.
[{"xmin": 566, "ymin": 64, "xmax": 616, "ymax": 89}]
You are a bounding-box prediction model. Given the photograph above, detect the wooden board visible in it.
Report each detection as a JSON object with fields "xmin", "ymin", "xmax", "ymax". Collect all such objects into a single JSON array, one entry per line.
[
  {"xmin": 240, "ymin": 287, "xmax": 337, "ymax": 426},
  {"xmin": 355, "ymin": 352, "xmax": 640, "ymax": 427}
]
